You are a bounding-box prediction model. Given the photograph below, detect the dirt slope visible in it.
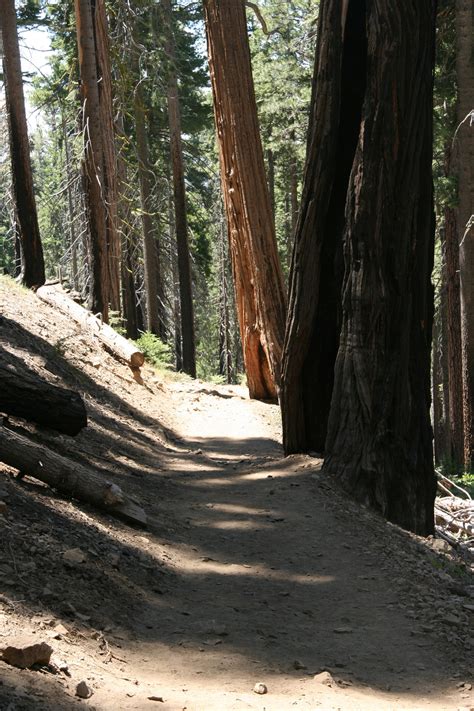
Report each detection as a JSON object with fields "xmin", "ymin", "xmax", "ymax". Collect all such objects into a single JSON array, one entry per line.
[{"xmin": 0, "ymin": 276, "xmax": 472, "ymax": 711}]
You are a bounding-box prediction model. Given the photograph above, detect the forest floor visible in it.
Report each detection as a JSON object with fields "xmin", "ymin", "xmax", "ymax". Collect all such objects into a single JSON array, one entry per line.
[{"xmin": 0, "ymin": 275, "xmax": 473, "ymax": 711}]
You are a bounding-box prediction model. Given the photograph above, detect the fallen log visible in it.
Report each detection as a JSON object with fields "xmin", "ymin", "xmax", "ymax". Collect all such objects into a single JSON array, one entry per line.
[
  {"xmin": 0, "ymin": 426, "xmax": 147, "ymax": 527},
  {"xmin": 0, "ymin": 352, "xmax": 87, "ymax": 435},
  {"xmin": 36, "ymin": 285, "xmax": 145, "ymax": 369}
]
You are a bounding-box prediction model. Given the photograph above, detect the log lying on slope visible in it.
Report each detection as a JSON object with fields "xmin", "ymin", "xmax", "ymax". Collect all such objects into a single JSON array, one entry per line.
[
  {"xmin": 0, "ymin": 354, "xmax": 87, "ymax": 436},
  {"xmin": 0, "ymin": 426, "xmax": 147, "ymax": 527},
  {"xmin": 36, "ymin": 285, "xmax": 145, "ymax": 369}
]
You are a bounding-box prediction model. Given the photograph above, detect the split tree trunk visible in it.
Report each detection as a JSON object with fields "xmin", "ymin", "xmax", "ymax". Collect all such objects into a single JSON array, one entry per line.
[
  {"xmin": 0, "ymin": 0, "xmax": 45, "ymax": 288},
  {"xmin": 281, "ymin": 0, "xmax": 365, "ymax": 452},
  {"xmin": 163, "ymin": 0, "xmax": 196, "ymax": 378},
  {"xmin": 0, "ymin": 353, "xmax": 87, "ymax": 436},
  {"xmin": 324, "ymin": 0, "xmax": 437, "ymax": 536},
  {"xmin": 203, "ymin": 0, "xmax": 287, "ymax": 400},
  {"xmin": 455, "ymin": 0, "xmax": 474, "ymax": 471},
  {"xmin": 0, "ymin": 426, "xmax": 146, "ymax": 526}
]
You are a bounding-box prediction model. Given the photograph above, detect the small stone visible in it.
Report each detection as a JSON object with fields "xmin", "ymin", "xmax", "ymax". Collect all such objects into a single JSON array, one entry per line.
[
  {"xmin": 293, "ymin": 660, "xmax": 307, "ymax": 670},
  {"xmin": 109, "ymin": 553, "xmax": 121, "ymax": 568},
  {"xmin": 63, "ymin": 548, "xmax": 87, "ymax": 564},
  {"xmin": 333, "ymin": 626, "xmax": 353, "ymax": 634},
  {"xmin": 314, "ymin": 671, "xmax": 335, "ymax": 687},
  {"xmin": 253, "ymin": 682, "xmax": 267, "ymax": 695},
  {"xmin": 53, "ymin": 624, "xmax": 69, "ymax": 638},
  {"xmin": 49, "ymin": 657, "xmax": 69, "ymax": 675},
  {"xmin": 103, "ymin": 483, "xmax": 124, "ymax": 506},
  {"xmin": 1, "ymin": 638, "xmax": 53, "ymax": 668},
  {"xmin": 147, "ymin": 696, "xmax": 164, "ymax": 702},
  {"xmin": 432, "ymin": 539, "xmax": 451, "ymax": 553},
  {"xmin": 76, "ymin": 681, "xmax": 93, "ymax": 699}
]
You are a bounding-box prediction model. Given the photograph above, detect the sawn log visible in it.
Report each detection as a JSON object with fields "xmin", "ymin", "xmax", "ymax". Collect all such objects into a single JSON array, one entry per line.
[
  {"xmin": 0, "ymin": 354, "xmax": 87, "ymax": 436},
  {"xmin": 36, "ymin": 285, "xmax": 145, "ymax": 369},
  {"xmin": 0, "ymin": 426, "xmax": 147, "ymax": 527}
]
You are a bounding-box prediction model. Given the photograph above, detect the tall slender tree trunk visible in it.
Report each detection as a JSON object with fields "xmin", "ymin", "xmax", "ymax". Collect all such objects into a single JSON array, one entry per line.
[
  {"xmin": 323, "ymin": 0, "xmax": 437, "ymax": 535},
  {"xmin": 203, "ymin": 0, "xmax": 287, "ymax": 401},
  {"xmin": 0, "ymin": 0, "xmax": 45, "ymax": 288},
  {"xmin": 116, "ymin": 113, "xmax": 139, "ymax": 340},
  {"xmin": 281, "ymin": 0, "xmax": 365, "ymax": 452},
  {"xmin": 163, "ymin": 0, "xmax": 196, "ymax": 377},
  {"xmin": 443, "ymin": 197, "xmax": 464, "ymax": 470},
  {"xmin": 432, "ymin": 311, "xmax": 444, "ymax": 466},
  {"xmin": 61, "ymin": 112, "xmax": 79, "ymax": 291},
  {"xmin": 218, "ymin": 220, "xmax": 233, "ymax": 383},
  {"xmin": 133, "ymin": 62, "xmax": 165, "ymax": 338},
  {"xmin": 267, "ymin": 148, "xmax": 275, "ymax": 226},
  {"xmin": 455, "ymin": 0, "xmax": 474, "ymax": 471},
  {"xmin": 94, "ymin": 0, "xmax": 121, "ymax": 313},
  {"xmin": 74, "ymin": 0, "xmax": 109, "ymax": 318}
]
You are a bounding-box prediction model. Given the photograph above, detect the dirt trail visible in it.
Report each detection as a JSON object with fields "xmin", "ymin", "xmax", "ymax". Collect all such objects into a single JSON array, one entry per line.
[{"xmin": 0, "ymin": 277, "xmax": 472, "ymax": 711}]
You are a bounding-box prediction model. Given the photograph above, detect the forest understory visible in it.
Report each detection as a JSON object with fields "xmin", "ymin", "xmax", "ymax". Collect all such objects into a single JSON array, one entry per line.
[{"xmin": 0, "ymin": 277, "xmax": 473, "ymax": 711}]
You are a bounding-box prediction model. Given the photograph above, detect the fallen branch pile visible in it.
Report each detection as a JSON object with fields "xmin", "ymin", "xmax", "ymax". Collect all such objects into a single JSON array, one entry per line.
[{"xmin": 435, "ymin": 475, "xmax": 474, "ymax": 563}]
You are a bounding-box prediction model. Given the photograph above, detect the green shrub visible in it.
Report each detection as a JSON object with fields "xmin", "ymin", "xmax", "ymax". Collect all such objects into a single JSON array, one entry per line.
[{"xmin": 136, "ymin": 332, "xmax": 173, "ymax": 370}]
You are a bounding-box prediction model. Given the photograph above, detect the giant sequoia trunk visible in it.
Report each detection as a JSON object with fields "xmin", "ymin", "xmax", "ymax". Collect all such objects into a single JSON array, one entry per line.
[
  {"xmin": 281, "ymin": 0, "xmax": 365, "ymax": 452},
  {"xmin": 203, "ymin": 0, "xmax": 287, "ymax": 400},
  {"xmin": 323, "ymin": 1, "xmax": 437, "ymax": 535},
  {"xmin": 455, "ymin": 0, "xmax": 474, "ymax": 471},
  {"xmin": 0, "ymin": 0, "xmax": 45, "ymax": 289}
]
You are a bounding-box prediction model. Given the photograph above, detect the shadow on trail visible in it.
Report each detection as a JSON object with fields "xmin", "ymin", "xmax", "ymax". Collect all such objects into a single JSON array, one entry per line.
[{"xmin": 1, "ymin": 445, "xmax": 468, "ymax": 707}]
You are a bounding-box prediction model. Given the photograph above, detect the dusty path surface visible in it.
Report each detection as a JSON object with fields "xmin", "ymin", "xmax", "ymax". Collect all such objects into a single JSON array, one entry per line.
[{"xmin": 0, "ymin": 277, "xmax": 473, "ymax": 711}]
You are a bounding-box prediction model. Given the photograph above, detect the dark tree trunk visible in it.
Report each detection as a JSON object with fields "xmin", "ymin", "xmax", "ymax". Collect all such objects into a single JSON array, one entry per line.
[
  {"xmin": 163, "ymin": 0, "xmax": 196, "ymax": 378},
  {"xmin": 443, "ymin": 202, "xmax": 464, "ymax": 469},
  {"xmin": 267, "ymin": 148, "xmax": 275, "ymax": 226},
  {"xmin": 432, "ymin": 312, "xmax": 444, "ymax": 465},
  {"xmin": 323, "ymin": 0, "xmax": 437, "ymax": 536},
  {"xmin": 203, "ymin": 0, "xmax": 287, "ymax": 400},
  {"xmin": 0, "ymin": 0, "xmax": 45, "ymax": 289},
  {"xmin": 281, "ymin": 0, "xmax": 365, "ymax": 453},
  {"xmin": 218, "ymin": 222, "xmax": 233, "ymax": 383},
  {"xmin": 455, "ymin": 0, "xmax": 474, "ymax": 471}
]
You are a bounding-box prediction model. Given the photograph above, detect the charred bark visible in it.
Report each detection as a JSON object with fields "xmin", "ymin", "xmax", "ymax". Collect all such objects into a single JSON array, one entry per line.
[
  {"xmin": 324, "ymin": 0, "xmax": 437, "ymax": 535},
  {"xmin": 281, "ymin": 0, "xmax": 366, "ymax": 452}
]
